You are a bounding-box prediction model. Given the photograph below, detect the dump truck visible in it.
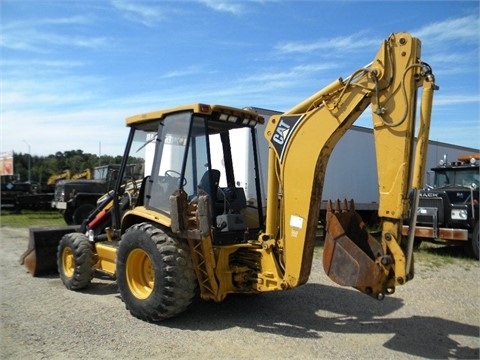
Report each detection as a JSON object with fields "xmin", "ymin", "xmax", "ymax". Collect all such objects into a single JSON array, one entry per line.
[
  {"xmin": 402, "ymin": 154, "xmax": 480, "ymax": 258},
  {"xmin": 21, "ymin": 32, "xmax": 436, "ymax": 322}
]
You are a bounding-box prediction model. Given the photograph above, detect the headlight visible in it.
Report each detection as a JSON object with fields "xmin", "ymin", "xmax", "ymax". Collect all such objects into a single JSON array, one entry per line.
[
  {"xmin": 55, "ymin": 188, "xmax": 65, "ymax": 201},
  {"xmin": 451, "ymin": 209, "xmax": 468, "ymax": 220}
]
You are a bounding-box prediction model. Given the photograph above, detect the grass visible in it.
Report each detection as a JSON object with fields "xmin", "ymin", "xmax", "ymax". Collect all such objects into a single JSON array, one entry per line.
[
  {"xmin": 0, "ymin": 209, "xmax": 65, "ymax": 228},
  {"xmin": 414, "ymin": 241, "xmax": 478, "ymax": 270},
  {"xmin": 314, "ymin": 231, "xmax": 478, "ymax": 270}
]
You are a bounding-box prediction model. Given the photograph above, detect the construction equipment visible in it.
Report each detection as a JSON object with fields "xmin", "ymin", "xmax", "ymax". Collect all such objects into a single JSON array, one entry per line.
[
  {"xmin": 47, "ymin": 170, "xmax": 71, "ymax": 186},
  {"xmin": 402, "ymin": 154, "xmax": 479, "ymax": 258},
  {"xmin": 71, "ymin": 169, "xmax": 92, "ymax": 180},
  {"xmin": 21, "ymin": 32, "xmax": 436, "ymax": 322}
]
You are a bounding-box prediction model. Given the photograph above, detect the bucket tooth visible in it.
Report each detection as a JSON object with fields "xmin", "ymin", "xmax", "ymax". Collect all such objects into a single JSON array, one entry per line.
[
  {"xmin": 327, "ymin": 200, "xmax": 333, "ymax": 212},
  {"xmin": 335, "ymin": 199, "xmax": 341, "ymax": 213}
]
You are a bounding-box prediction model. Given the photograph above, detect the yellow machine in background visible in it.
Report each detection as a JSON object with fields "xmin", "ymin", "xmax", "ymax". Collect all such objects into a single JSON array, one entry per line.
[
  {"xmin": 22, "ymin": 32, "xmax": 436, "ymax": 322},
  {"xmin": 46, "ymin": 170, "xmax": 71, "ymax": 186},
  {"xmin": 71, "ymin": 169, "xmax": 92, "ymax": 180}
]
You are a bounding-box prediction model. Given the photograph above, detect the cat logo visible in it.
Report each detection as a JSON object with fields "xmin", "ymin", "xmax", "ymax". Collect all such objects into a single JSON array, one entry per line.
[
  {"xmin": 271, "ymin": 115, "xmax": 304, "ymax": 162},
  {"xmin": 273, "ymin": 119, "xmax": 291, "ymax": 145}
]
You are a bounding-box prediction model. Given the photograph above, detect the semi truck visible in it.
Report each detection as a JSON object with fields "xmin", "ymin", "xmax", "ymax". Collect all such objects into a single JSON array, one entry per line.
[{"xmin": 402, "ymin": 154, "xmax": 479, "ymax": 258}]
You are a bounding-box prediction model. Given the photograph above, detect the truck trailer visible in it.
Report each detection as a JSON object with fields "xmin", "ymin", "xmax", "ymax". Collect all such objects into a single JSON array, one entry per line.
[{"xmin": 221, "ymin": 107, "xmax": 479, "ymax": 228}]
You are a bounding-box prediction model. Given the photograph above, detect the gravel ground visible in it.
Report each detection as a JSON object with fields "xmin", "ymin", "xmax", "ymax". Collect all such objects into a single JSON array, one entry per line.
[{"xmin": 1, "ymin": 226, "xmax": 479, "ymax": 360}]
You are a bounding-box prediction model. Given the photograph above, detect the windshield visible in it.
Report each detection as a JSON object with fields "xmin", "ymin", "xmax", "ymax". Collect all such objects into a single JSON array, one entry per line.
[
  {"xmin": 434, "ymin": 168, "xmax": 480, "ymax": 189},
  {"xmin": 146, "ymin": 112, "xmax": 200, "ymax": 213},
  {"xmin": 93, "ymin": 166, "xmax": 110, "ymax": 180}
]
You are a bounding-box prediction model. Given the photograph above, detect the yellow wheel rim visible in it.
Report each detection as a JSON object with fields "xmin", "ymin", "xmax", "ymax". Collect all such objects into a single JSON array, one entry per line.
[
  {"xmin": 126, "ymin": 248, "xmax": 155, "ymax": 300},
  {"xmin": 61, "ymin": 247, "xmax": 75, "ymax": 278}
]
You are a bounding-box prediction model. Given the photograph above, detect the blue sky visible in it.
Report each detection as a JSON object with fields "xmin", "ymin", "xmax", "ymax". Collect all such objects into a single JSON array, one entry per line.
[{"xmin": 1, "ymin": 0, "xmax": 479, "ymax": 156}]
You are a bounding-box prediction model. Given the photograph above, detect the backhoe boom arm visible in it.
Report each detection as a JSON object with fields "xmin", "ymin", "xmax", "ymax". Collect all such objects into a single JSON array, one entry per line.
[{"xmin": 263, "ymin": 32, "xmax": 436, "ymax": 298}]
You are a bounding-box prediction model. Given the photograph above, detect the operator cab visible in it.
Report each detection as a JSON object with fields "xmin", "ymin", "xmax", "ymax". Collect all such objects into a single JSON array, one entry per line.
[{"xmin": 121, "ymin": 104, "xmax": 265, "ymax": 245}]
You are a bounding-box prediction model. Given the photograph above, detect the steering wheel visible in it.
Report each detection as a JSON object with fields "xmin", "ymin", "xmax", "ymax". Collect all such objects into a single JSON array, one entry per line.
[{"xmin": 165, "ymin": 170, "xmax": 187, "ymax": 186}]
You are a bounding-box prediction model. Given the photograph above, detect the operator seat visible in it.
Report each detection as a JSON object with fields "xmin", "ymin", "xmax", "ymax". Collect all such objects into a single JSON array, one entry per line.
[{"xmin": 198, "ymin": 169, "xmax": 221, "ymax": 204}]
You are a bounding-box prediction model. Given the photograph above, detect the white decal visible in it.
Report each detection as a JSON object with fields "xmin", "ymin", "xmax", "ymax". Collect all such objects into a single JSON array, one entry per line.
[{"xmin": 290, "ymin": 215, "xmax": 304, "ymax": 229}]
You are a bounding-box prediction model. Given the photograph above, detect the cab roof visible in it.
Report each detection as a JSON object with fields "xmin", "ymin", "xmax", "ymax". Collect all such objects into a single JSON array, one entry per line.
[{"xmin": 125, "ymin": 103, "xmax": 264, "ymax": 128}]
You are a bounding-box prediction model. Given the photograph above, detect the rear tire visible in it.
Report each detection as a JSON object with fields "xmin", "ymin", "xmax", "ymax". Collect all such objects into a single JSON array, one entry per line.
[
  {"xmin": 57, "ymin": 233, "xmax": 95, "ymax": 290},
  {"xmin": 116, "ymin": 223, "xmax": 197, "ymax": 322}
]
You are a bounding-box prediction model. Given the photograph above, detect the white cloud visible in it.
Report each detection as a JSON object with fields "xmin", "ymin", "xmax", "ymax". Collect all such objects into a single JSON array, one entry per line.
[
  {"xmin": 161, "ymin": 66, "xmax": 206, "ymax": 79},
  {"xmin": 1, "ymin": 107, "xmax": 132, "ymax": 156},
  {"xmin": 2, "ymin": 74, "xmax": 105, "ymax": 109},
  {"xmin": 1, "ymin": 15, "xmax": 109, "ymax": 52},
  {"xmin": 110, "ymin": 0, "xmax": 165, "ymax": 27},
  {"xmin": 274, "ymin": 33, "xmax": 378, "ymax": 54},
  {"xmin": 431, "ymin": 94, "xmax": 480, "ymax": 107},
  {"xmin": 414, "ymin": 14, "xmax": 480, "ymax": 43},
  {"xmin": 240, "ymin": 63, "xmax": 338, "ymax": 86},
  {"xmin": 1, "ymin": 59, "xmax": 84, "ymax": 71},
  {"xmin": 1, "ymin": 15, "xmax": 90, "ymax": 31},
  {"xmin": 35, "ymin": 32, "xmax": 108, "ymax": 49},
  {"xmin": 197, "ymin": 0, "xmax": 246, "ymax": 15}
]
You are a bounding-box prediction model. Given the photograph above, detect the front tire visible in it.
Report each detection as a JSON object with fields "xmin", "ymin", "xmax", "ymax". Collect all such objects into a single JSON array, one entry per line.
[
  {"xmin": 116, "ymin": 223, "xmax": 197, "ymax": 322},
  {"xmin": 471, "ymin": 222, "xmax": 479, "ymax": 260},
  {"xmin": 57, "ymin": 233, "xmax": 95, "ymax": 290},
  {"xmin": 63, "ymin": 210, "xmax": 74, "ymax": 225},
  {"xmin": 73, "ymin": 203, "xmax": 95, "ymax": 225}
]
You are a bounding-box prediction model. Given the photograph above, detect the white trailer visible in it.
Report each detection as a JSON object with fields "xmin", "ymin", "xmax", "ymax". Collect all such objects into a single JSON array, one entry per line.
[{"xmin": 214, "ymin": 107, "xmax": 479, "ymax": 223}]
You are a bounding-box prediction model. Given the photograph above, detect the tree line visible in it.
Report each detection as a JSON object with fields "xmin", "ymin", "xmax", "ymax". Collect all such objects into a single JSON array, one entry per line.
[{"xmin": 3, "ymin": 149, "xmax": 127, "ymax": 186}]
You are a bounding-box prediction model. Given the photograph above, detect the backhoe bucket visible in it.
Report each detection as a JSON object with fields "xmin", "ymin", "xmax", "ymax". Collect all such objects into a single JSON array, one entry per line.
[
  {"xmin": 323, "ymin": 200, "xmax": 389, "ymax": 300},
  {"xmin": 19, "ymin": 226, "xmax": 78, "ymax": 276}
]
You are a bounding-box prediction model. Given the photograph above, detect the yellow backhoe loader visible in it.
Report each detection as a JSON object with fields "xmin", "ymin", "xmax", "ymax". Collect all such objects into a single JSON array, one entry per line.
[{"xmin": 20, "ymin": 32, "xmax": 436, "ymax": 322}]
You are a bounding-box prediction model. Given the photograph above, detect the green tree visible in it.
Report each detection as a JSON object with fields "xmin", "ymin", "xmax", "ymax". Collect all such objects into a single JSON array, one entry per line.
[{"xmin": 6, "ymin": 150, "xmax": 130, "ymax": 184}]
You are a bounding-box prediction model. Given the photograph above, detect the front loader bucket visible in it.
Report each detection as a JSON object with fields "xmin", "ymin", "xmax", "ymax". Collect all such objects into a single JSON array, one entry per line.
[
  {"xmin": 323, "ymin": 200, "xmax": 390, "ymax": 300},
  {"xmin": 19, "ymin": 226, "xmax": 78, "ymax": 276}
]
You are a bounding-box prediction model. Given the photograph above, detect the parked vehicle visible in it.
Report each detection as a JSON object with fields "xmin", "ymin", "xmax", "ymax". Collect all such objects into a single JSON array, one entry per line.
[
  {"xmin": 52, "ymin": 164, "xmax": 142, "ymax": 225},
  {"xmin": 403, "ymin": 154, "xmax": 480, "ymax": 258},
  {"xmin": 1, "ymin": 180, "xmax": 53, "ymax": 212}
]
